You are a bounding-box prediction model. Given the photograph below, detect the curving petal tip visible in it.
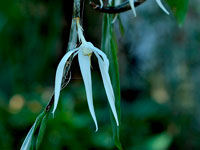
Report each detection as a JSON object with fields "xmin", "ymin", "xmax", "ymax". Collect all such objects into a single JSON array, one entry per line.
[
  {"xmin": 129, "ymin": 0, "xmax": 137, "ymax": 17},
  {"xmin": 93, "ymin": 48, "xmax": 119, "ymax": 126},
  {"xmin": 53, "ymin": 50, "xmax": 77, "ymax": 115},
  {"xmin": 155, "ymin": 0, "xmax": 170, "ymax": 15},
  {"xmin": 99, "ymin": 0, "xmax": 103, "ymax": 8},
  {"xmin": 78, "ymin": 50, "xmax": 98, "ymax": 131}
]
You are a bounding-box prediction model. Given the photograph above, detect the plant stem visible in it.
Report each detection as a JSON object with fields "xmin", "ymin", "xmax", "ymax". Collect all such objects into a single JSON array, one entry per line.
[{"xmin": 45, "ymin": 0, "xmax": 80, "ymax": 113}]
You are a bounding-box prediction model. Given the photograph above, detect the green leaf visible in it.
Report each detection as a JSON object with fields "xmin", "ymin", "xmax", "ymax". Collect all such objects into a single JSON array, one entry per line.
[
  {"xmin": 20, "ymin": 111, "xmax": 45, "ymax": 150},
  {"xmin": 165, "ymin": 0, "xmax": 189, "ymax": 26},
  {"xmin": 101, "ymin": 14, "xmax": 122, "ymax": 150},
  {"xmin": 118, "ymin": 15, "xmax": 125, "ymax": 36},
  {"xmin": 36, "ymin": 114, "xmax": 49, "ymax": 150}
]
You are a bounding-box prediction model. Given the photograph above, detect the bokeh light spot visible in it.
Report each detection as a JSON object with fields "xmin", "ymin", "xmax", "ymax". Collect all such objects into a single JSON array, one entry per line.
[{"xmin": 9, "ymin": 94, "xmax": 25, "ymax": 113}]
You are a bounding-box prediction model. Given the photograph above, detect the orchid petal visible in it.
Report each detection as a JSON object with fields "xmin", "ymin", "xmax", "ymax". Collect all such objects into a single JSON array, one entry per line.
[
  {"xmin": 93, "ymin": 48, "xmax": 119, "ymax": 126},
  {"xmin": 111, "ymin": 0, "xmax": 120, "ymax": 23},
  {"xmin": 129, "ymin": 0, "xmax": 136, "ymax": 17},
  {"xmin": 115, "ymin": 0, "xmax": 120, "ymax": 6},
  {"xmin": 99, "ymin": 0, "xmax": 103, "ymax": 8},
  {"xmin": 78, "ymin": 50, "xmax": 98, "ymax": 131},
  {"xmin": 77, "ymin": 21, "xmax": 87, "ymax": 43},
  {"xmin": 109, "ymin": 0, "xmax": 112, "ymax": 5},
  {"xmin": 155, "ymin": 0, "xmax": 169, "ymax": 15},
  {"xmin": 53, "ymin": 49, "xmax": 78, "ymax": 115}
]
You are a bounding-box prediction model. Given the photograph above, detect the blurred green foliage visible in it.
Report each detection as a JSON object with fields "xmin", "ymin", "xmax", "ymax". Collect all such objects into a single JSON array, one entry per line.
[{"xmin": 0, "ymin": 0, "xmax": 200, "ymax": 150}]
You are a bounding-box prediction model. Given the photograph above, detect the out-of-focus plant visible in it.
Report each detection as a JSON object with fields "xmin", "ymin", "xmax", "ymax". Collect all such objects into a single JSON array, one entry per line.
[{"xmin": 20, "ymin": 0, "xmax": 189, "ymax": 149}]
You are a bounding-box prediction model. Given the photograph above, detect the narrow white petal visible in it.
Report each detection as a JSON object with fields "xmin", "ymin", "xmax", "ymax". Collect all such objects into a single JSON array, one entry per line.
[
  {"xmin": 109, "ymin": 0, "xmax": 112, "ymax": 5},
  {"xmin": 112, "ymin": 0, "xmax": 120, "ymax": 23},
  {"xmin": 155, "ymin": 0, "xmax": 169, "ymax": 15},
  {"xmin": 52, "ymin": 49, "xmax": 78, "ymax": 115},
  {"xmin": 99, "ymin": 0, "xmax": 103, "ymax": 8},
  {"xmin": 129, "ymin": 0, "xmax": 136, "ymax": 17},
  {"xmin": 93, "ymin": 49, "xmax": 119, "ymax": 126},
  {"xmin": 78, "ymin": 50, "xmax": 98, "ymax": 131},
  {"xmin": 115, "ymin": 0, "xmax": 120, "ymax": 6},
  {"xmin": 77, "ymin": 20, "xmax": 87, "ymax": 43}
]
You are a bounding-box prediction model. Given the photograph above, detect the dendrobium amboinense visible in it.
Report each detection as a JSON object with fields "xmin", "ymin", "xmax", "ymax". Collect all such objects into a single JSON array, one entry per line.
[
  {"xmin": 129, "ymin": 0, "xmax": 170, "ymax": 17},
  {"xmin": 52, "ymin": 19, "xmax": 119, "ymax": 131}
]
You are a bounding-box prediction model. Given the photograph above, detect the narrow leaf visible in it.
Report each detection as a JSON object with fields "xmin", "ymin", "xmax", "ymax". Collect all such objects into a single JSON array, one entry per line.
[
  {"xmin": 165, "ymin": 0, "xmax": 189, "ymax": 26},
  {"xmin": 101, "ymin": 14, "xmax": 122, "ymax": 150},
  {"xmin": 118, "ymin": 16, "xmax": 125, "ymax": 36},
  {"xmin": 21, "ymin": 111, "xmax": 45, "ymax": 150},
  {"xmin": 36, "ymin": 114, "xmax": 49, "ymax": 150}
]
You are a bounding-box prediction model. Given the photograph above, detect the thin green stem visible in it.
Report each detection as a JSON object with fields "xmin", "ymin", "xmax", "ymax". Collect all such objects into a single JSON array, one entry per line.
[
  {"xmin": 73, "ymin": 0, "xmax": 81, "ymax": 18},
  {"xmin": 45, "ymin": 0, "xmax": 80, "ymax": 113}
]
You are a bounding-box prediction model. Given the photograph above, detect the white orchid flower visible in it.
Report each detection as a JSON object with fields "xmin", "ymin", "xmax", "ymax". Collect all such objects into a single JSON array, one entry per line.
[
  {"xmin": 129, "ymin": 0, "xmax": 136, "ymax": 17},
  {"xmin": 155, "ymin": 0, "xmax": 169, "ymax": 15},
  {"xmin": 52, "ymin": 19, "xmax": 119, "ymax": 131}
]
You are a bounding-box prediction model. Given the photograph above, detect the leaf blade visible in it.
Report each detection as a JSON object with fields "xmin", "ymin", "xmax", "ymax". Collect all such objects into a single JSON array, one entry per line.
[
  {"xmin": 21, "ymin": 111, "xmax": 45, "ymax": 150},
  {"xmin": 165, "ymin": 0, "xmax": 189, "ymax": 26},
  {"xmin": 101, "ymin": 14, "xmax": 122, "ymax": 150},
  {"xmin": 36, "ymin": 114, "xmax": 49, "ymax": 150}
]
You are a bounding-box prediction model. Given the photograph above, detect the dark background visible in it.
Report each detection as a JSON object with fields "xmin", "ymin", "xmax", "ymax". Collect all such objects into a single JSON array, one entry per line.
[{"xmin": 0, "ymin": 0, "xmax": 200, "ymax": 149}]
